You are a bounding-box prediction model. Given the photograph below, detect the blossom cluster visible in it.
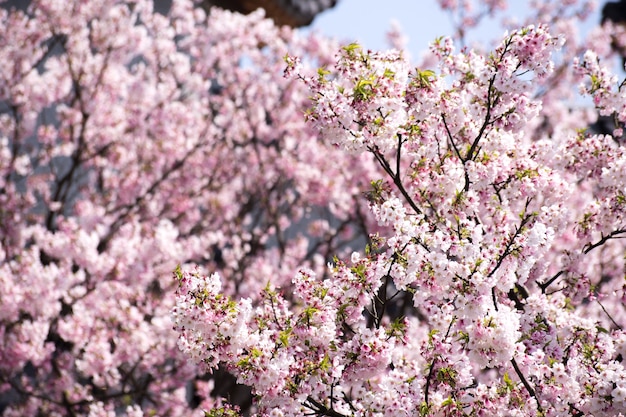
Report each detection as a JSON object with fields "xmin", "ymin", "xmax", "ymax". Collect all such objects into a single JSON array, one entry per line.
[
  {"xmin": 0, "ymin": 0, "xmax": 379, "ymax": 415},
  {"xmin": 174, "ymin": 10, "xmax": 626, "ymax": 417},
  {"xmin": 3, "ymin": 0, "xmax": 626, "ymax": 415}
]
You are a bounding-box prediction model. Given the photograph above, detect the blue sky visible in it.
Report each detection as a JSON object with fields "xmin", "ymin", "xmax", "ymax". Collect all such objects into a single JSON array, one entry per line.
[
  {"xmin": 309, "ymin": 0, "xmax": 604, "ymax": 60},
  {"xmin": 310, "ymin": 0, "xmax": 458, "ymax": 56}
]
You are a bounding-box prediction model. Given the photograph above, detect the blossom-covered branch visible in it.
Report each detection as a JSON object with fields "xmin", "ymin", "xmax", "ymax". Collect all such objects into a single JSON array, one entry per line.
[{"xmin": 175, "ymin": 16, "xmax": 626, "ymax": 417}]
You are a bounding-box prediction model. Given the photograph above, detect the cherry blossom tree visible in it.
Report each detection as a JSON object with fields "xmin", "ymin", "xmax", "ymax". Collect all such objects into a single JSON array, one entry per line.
[
  {"xmin": 0, "ymin": 0, "xmax": 378, "ymax": 415},
  {"xmin": 173, "ymin": 1, "xmax": 626, "ymax": 416},
  {"xmin": 3, "ymin": 0, "xmax": 626, "ymax": 416}
]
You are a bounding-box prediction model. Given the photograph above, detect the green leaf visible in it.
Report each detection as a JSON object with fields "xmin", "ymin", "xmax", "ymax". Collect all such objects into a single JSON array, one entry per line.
[
  {"xmin": 386, "ymin": 316, "xmax": 407, "ymax": 339},
  {"xmin": 204, "ymin": 406, "xmax": 241, "ymax": 417},
  {"xmin": 437, "ymin": 367, "xmax": 458, "ymax": 388},
  {"xmin": 413, "ymin": 68, "xmax": 436, "ymax": 88},
  {"xmin": 319, "ymin": 354, "xmax": 331, "ymax": 372},
  {"xmin": 342, "ymin": 42, "xmax": 362, "ymax": 56},
  {"xmin": 353, "ymin": 77, "xmax": 375, "ymax": 101},
  {"xmin": 503, "ymin": 372, "xmax": 516, "ymax": 390},
  {"xmin": 383, "ymin": 68, "xmax": 396, "ymax": 79},
  {"xmin": 428, "ymin": 328, "xmax": 440, "ymax": 343},
  {"xmin": 174, "ymin": 264, "xmax": 183, "ymax": 281},
  {"xmin": 317, "ymin": 67, "xmax": 331, "ymax": 83},
  {"xmin": 350, "ymin": 263, "xmax": 367, "ymax": 282},
  {"xmin": 300, "ymin": 306, "xmax": 319, "ymax": 326},
  {"xmin": 441, "ymin": 396, "xmax": 455, "ymax": 407}
]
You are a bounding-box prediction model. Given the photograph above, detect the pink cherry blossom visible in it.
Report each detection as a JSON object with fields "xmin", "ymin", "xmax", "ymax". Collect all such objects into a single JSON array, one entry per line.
[
  {"xmin": 4, "ymin": 0, "xmax": 626, "ymax": 416},
  {"xmin": 174, "ymin": 6, "xmax": 626, "ymax": 416},
  {"xmin": 0, "ymin": 1, "xmax": 378, "ymax": 415}
]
